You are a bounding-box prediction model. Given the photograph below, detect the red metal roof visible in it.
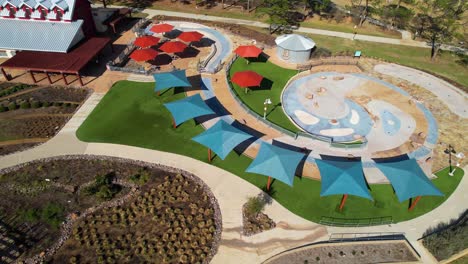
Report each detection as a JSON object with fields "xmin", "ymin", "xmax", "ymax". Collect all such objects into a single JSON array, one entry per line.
[{"xmin": 0, "ymin": 37, "xmax": 111, "ymax": 74}]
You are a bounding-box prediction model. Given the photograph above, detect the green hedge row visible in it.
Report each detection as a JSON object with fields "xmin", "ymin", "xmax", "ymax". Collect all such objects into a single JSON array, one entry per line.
[
  {"xmin": 0, "ymin": 101, "xmax": 79, "ymax": 112},
  {"xmin": 0, "ymin": 84, "xmax": 32, "ymax": 97}
]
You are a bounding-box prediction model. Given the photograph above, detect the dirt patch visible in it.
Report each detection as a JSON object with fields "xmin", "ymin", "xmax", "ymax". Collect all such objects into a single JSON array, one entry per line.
[
  {"xmin": 266, "ymin": 240, "xmax": 419, "ymax": 264},
  {"xmin": 0, "ymin": 83, "xmax": 90, "ymax": 156},
  {"xmin": 0, "ymin": 155, "xmax": 221, "ymax": 264},
  {"xmin": 156, "ymin": 15, "xmax": 276, "ymax": 47}
]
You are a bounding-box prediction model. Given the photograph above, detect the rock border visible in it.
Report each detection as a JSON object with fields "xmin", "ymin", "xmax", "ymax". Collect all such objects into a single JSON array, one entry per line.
[{"xmin": 0, "ymin": 154, "xmax": 222, "ymax": 264}]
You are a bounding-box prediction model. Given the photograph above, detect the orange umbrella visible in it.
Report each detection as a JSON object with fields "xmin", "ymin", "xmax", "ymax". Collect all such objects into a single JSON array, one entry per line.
[
  {"xmin": 234, "ymin": 45, "xmax": 263, "ymax": 58},
  {"xmin": 178, "ymin": 31, "xmax": 204, "ymax": 43},
  {"xmin": 130, "ymin": 48, "xmax": 159, "ymax": 62},
  {"xmin": 150, "ymin": 23, "xmax": 174, "ymax": 34},
  {"xmin": 159, "ymin": 41, "xmax": 188, "ymax": 53},
  {"xmin": 231, "ymin": 70, "xmax": 263, "ymax": 88},
  {"xmin": 134, "ymin": 36, "xmax": 160, "ymax": 48}
]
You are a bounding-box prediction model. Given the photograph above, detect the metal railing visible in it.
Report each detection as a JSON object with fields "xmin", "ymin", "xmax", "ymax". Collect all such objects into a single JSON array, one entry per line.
[
  {"xmin": 225, "ymin": 55, "xmax": 297, "ymax": 138},
  {"xmin": 198, "ymin": 43, "xmax": 217, "ymax": 73},
  {"xmin": 297, "ymin": 56, "xmax": 361, "ymax": 71},
  {"xmin": 329, "ymin": 232, "xmax": 405, "ymax": 242},
  {"xmin": 131, "ymin": 18, "xmax": 151, "ymax": 36},
  {"xmin": 320, "ymin": 216, "xmax": 393, "ymax": 227}
]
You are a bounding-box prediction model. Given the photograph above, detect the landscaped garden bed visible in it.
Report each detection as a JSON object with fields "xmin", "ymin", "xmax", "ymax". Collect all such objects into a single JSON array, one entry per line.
[
  {"xmin": 265, "ymin": 240, "xmax": 419, "ymax": 264},
  {"xmin": 422, "ymin": 209, "xmax": 467, "ymax": 261},
  {"xmin": 0, "ymin": 83, "xmax": 90, "ymax": 156},
  {"xmin": 0, "ymin": 155, "xmax": 221, "ymax": 263},
  {"xmin": 243, "ymin": 195, "xmax": 276, "ymax": 236}
]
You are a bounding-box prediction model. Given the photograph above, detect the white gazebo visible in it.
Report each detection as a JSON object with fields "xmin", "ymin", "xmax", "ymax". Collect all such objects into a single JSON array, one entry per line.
[{"xmin": 275, "ymin": 34, "xmax": 316, "ymax": 63}]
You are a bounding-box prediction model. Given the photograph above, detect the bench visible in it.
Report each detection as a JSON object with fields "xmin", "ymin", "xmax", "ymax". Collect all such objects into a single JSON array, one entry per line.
[{"xmin": 108, "ymin": 8, "xmax": 132, "ymax": 34}]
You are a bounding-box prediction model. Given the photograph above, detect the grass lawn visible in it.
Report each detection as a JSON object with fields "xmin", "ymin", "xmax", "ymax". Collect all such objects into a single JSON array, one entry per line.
[
  {"xmin": 305, "ymin": 34, "xmax": 468, "ymax": 89},
  {"xmin": 229, "ymin": 57, "xmax": 299, "ymax": 133},
  {"xmin": 76, "ymin": 81, "xmax": 464, "ymax": 223}
]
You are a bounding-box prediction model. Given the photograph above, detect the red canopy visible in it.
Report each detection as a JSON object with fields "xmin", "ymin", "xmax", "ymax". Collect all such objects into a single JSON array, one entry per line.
[
  {"xmin": 130, "ymin": 48, "xmax": 159, "ymax": 62},
  {"xmin": 159, "ymin": 41, "xmax": 188, "ymax": 53},
  {"xmin": 234, "ymin": 45, "xmax": 263, "ymax": 58},
  {"xmin": 134, "ymin": 36, "xmax": 160, "ymax": 48},
  {"xmin": 178, "ymin": 31, "xmax": 204, "ymax": 43},
  {"xmin": 150, "ymin": 23, "xmax": 174, "ymax": 33},
  {"xmin": 231, "ymin": 71, "xmax": 264, "ymax": 88}
]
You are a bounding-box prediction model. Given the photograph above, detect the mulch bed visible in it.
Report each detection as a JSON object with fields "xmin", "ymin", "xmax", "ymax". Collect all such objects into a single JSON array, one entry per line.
[
  {"xmin": 156, "ymin": 15, "xmax": 277, "ymax": 47},
  {"xmin": 5, "ymin": 86, "xmax": 89, "ymax": 103},
  {"xmin": 0, "ymin": 143, "xmax": 42, "ymax": 156},
  {"xmin": 0, "ymin": 155, "xmax": 221, "ymax": 264}
]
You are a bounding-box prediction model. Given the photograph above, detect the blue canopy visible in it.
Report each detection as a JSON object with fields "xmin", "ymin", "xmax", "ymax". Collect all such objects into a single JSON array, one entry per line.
[
  {"xmin": 315, "ymin": 159, "xmax": 372, "ymax": 200},
  {"xmin": 163, "ymin": 94, "xmax": 215, "ymax": 126},
  {"xmin": 375, "ymin": 159, "xmax": 443, "ymax": 202},
  {"xmin": 153, "ymin": 69, "xmax": 192, "ymax": 92},
  {"xmin": 246, "ymin": 142, "xmax": 305, "ymax": 186},
  {"xmin": 192, "ymin": 120, "xmax": 253, "ymax": 160}
]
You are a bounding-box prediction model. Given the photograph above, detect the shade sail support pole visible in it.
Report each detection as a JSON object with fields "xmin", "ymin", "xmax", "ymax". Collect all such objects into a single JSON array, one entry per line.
[
  {"xmin": 267, "ymin": 176, "xmax": 271, "ymax": 191},
  {"xmin": 78, "ymin": 73, "xmax": 84, "ymax": 86},
  {"xmin": 29, "ymin": 71, "xmax": 37, "ymax": 83},
  {"xmin": 1, "ymin": 68, "xmax": 10, "ymax": 81},
  {"xmin": 408, "ymin": 196, "xmax": 421, "ymax": 211},
  {"xmin": 208, "ymin": 148, "xmax": 212, "ymax": 162},
  {"xmin": 45, "ymin": 72, "xmax": 52, "ymax": 84},
  {"xmin": 62, "ymin": 72, "xmax": 68, "ymax": 85},
  {"xmin": 172, "ymin": 118, "xmax": 176, "ymax": 129},
  {"xmin": 339, "ymin": 194, "xmax": 348, "ymax": 211}
]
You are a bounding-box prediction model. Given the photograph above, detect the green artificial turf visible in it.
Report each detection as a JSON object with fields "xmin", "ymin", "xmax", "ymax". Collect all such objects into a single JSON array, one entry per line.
[
  {"xmin": 77, "ymin": 81, "xmax": 464, "ymax": 224},
  {"xmin": 228, "ymin": 57, "xmax": 300, "ymax": 133}
]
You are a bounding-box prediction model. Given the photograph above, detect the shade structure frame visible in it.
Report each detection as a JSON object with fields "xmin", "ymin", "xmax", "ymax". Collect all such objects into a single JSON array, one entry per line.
[
  {"xmin": 374, "ymin": 159, "xmax": 444, "ymax": 202},
  {"xmin": 191, "ymin": 120, "xmax": 253, "ymax": 160},
  {"xmin": 163, "ymin": 94, "xmax": 215, "ymax": 126},
  {"xmin": 153, "ymin": 69, "xmax": 192, "ymax": 93},
  {"xmin": 315, "ymin": 159, "xmax": 373, "ymax": 201},
  {"xmin": 246, "ymin": 142, "xmax": 305, "ymax": 187}
]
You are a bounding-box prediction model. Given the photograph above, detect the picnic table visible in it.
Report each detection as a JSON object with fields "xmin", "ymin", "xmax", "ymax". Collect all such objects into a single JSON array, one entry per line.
[{"xmin": 107, "ymin": 8, "xmax": 132, "ymax": 34}]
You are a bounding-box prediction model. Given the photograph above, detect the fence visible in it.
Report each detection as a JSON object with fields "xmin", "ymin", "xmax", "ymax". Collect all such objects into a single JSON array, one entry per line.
[
  {"xmin": 225, "ymin": 55, "xmax": 297, "ymax": 138},
  {"xmin": 131, "ymin": 18, "xmax": 151, "ymax": 36},
  {"xmin": 297, "ymin": 56, "xmax": 361, "ymax": 71},
  {"xmin": 224, "ymin": 55, "xmax": 371, "ymax": 148},
  {"xmin": 329, "ymin": 232, "xmax": 405, "ymax": 242},
  {"xmin": 320, "ymin": 216, "xmax": 393, "ymax": 227},
  {"xmin": 198, "ymin": 44, "xmax": 218, "ymax": 73}
]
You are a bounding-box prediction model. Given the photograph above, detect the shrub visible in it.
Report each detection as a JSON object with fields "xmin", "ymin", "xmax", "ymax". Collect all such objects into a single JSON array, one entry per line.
[
  {"xmin": 42, "ymin": 101, "xmax": 51, "ymax": 107},
  {"xmin": 0, "ymin": 105, "xmax": 7, "ymax": 112},
  {"xmin": 244, "ymin": 196, "xmax": 266, "ymax": 217},
  {"xmin": 31, "ymin": 101, "xmax": 42, "ymax": 108},
  {"xmin": 53, "ymin": 102, "xmax": 63, "ymax": 107},
  {"xmin": 20, "ymin": 101, "xmax": 30, "ymax": 109},
  {"xmin": 129, "ymin": 169, "xmax": 150, "ymax": 185},
  {"xmin": 8, "ymin": 102, "xmax": 17, "ymax": 111},
  {"xmin": 84, "ymin": 173, "xmax": 121, "ymax": 200}
]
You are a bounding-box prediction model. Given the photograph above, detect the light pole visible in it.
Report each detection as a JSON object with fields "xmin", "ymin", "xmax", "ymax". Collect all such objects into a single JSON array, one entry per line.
[
  {"xmin": 263, "ymin": 98, "xmax": 272, "ymax": 119},
  {"xmin": 443, "ymin": 144, "xmax": 456, "ymax": 174},
  {"xmin": 449, "ymin": 152, "xmax": 464, "ymax": 176}
]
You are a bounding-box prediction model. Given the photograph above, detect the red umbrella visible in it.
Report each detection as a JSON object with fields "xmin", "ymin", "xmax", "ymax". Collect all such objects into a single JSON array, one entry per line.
[
  {"xmin": 231, "ymin": 71, "xmax": 264, "ymax": 91},
  {"xmin": 134, "ymin": 36, "xmax": 160, "ymax": 48},
  {"xmin": 178, "ymin": 31, "xmax": 204, "ymax": 43},
  {"xmin": 234, "ymin": 45, "xmax": 263, "ymax": 58},
  {"xmin": 150, "ymin": 23, "xmax": 174, "ymax": 34},
  {"xmin": 129, "ymin": 48, "xmax": 159, "ymax": 62},
  {"xmin": 159, "ymin": 41, "xmax": 188, "ymax": 53}
]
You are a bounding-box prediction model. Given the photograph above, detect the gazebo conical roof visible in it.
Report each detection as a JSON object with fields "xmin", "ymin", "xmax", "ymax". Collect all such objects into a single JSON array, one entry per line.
[{"xmin": 275, "ymin": 34, "xmax": 316, "ymax": 51}]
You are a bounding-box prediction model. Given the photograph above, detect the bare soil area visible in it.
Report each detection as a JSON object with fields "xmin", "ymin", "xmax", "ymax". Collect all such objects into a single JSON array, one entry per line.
[
  {"xmin": 266, "ymin": 240, "xmax": 419, "ymax": 264},
  {"xmin": 0, "ymin": 83, "xmax": 90, "ymax": 156}
]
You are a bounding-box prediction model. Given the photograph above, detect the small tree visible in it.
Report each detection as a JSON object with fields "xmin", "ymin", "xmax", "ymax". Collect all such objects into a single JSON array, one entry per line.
[
  {"xmin": 244, "ymin": 196, "xmax": 266, "ymax": 217},
  {"xmin": 257, "ymin": 0, "xmax": 300, "ymax": 34}
]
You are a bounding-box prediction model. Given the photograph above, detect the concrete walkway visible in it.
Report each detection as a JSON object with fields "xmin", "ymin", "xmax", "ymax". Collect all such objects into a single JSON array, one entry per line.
[
  {"xmin": 0, "ymin": 86, "xmax": 467, "ymax": 264},
  {"xmin": 375, "ymin": 63, "xmax": 468, "ymax": 119},
  {"xmin": 135, "ymin": 7, "xmax": 465, "ymax": 52}
]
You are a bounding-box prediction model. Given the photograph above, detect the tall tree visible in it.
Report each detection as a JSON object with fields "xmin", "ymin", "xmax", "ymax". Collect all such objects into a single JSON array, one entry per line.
[
  {"xmin": 414, "ymin": 0, "xmax": 466, "ymax": 60},
  {"xmin": 350, "ymin": 0, "xmax": 383, "ymax": 26},
  {"xmin": 257, "ymin": 0, "xmax": 299, "ymax": 33}
]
